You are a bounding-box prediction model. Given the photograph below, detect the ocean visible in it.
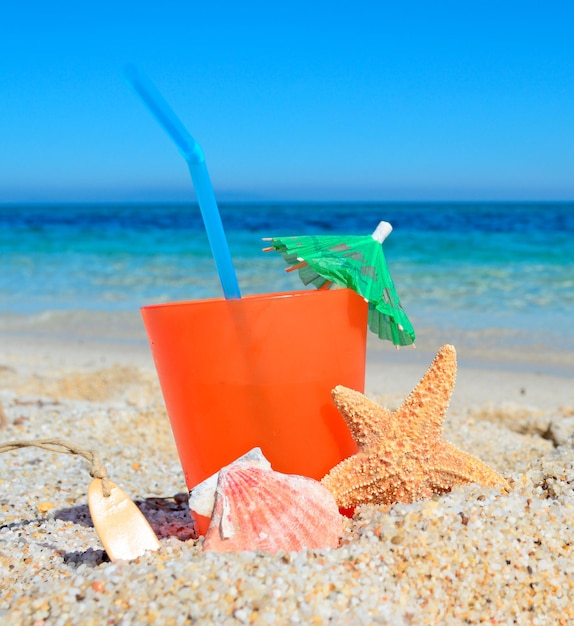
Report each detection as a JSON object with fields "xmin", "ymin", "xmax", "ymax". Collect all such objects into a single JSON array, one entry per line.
[{"xmin": 1, "ymin": 201, "xmax": 573, "ymax": 346}]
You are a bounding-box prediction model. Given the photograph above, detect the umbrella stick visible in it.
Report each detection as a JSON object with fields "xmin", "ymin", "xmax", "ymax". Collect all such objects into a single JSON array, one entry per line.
[{"xmin": 285, "ymin": 261, "xmax": 308, "ymax": 273}]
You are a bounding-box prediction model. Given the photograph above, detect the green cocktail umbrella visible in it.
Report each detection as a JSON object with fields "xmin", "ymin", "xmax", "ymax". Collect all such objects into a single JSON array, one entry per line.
[{"xmin": 263, "ymin": 222, "xmax": 415, "ymax": 347}]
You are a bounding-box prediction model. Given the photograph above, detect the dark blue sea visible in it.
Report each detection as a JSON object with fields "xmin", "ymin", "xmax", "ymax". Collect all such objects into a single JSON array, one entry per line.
[{"xmin": 1, "ymin": 201, "xmax": 572, "ymax": 339}]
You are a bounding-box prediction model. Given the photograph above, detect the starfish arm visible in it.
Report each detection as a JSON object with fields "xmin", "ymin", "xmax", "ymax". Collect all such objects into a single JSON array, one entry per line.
[
  {"xmin": 427, "ymin": 440, "xmax": 509, "ymax": 493},
  {"xmin": 396, "ymin": 344, "xmax": 457, "ymax": 443},
  {"xmin": 323, "ymin": 346, "xmax": 509, "ymax": 510},
  {"xmin": 321, "ymin": 451, "xmax": 396, "ymax": 509},
  {"xmin": 331, "ymin": 386, "xmax": 393, "ymax": 449}
]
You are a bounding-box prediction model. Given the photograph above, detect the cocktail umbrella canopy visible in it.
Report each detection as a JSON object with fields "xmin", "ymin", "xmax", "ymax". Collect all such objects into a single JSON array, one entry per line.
[{"xmin": 264, "ymin": 222, "xmax": 415, "ymax": 347}]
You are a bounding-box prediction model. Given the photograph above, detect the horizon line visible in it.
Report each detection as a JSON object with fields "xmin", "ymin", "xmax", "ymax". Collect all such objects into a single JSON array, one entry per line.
[{"xmin": 1, "ymin": 198, "xmax": 573, "ymax": 207}]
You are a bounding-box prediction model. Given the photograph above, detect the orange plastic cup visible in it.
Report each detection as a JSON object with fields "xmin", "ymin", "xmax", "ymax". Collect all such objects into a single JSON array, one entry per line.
[{"xmin": 141, "ymin": 288, "xmax": 367, "ymax": 531}]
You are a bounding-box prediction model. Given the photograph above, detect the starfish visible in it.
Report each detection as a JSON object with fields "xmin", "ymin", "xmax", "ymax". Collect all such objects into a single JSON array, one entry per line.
[{"xmin": 321, "ymin": 344, "xmax": 509, "ymax": 508}]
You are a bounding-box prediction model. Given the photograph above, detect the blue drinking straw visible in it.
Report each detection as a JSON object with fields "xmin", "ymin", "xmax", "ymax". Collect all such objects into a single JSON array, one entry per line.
[{"xmin": 124, "ymin": 65, "xmax": 241, "ymax": 300}]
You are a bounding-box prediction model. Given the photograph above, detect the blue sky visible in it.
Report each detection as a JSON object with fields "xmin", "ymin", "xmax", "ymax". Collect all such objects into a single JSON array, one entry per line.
[{"xmin": 1, "ymin": 1, "xmax": 573, "ymax": 202}]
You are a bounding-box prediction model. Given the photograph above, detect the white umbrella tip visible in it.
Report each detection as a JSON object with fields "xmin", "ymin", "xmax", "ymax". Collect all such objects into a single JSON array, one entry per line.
[{"xmin": 371, "ymin": 221, "xmax": 393, "ymax": 243}]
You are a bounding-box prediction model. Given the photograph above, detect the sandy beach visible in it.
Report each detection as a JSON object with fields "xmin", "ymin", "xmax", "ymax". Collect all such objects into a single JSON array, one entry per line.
[{"xmin": 1, "ymin": 310, "xmax": 573, "ymax": 624}]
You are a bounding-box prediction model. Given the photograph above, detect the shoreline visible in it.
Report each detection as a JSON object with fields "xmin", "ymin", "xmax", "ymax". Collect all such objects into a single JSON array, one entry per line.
[
  {"xmin": 2, "ymin": 307, "xmax": 572, "ymax": 368},
  {"xmin": 1, "ymin": 308, "xmax": 572, "ymax": 414}
]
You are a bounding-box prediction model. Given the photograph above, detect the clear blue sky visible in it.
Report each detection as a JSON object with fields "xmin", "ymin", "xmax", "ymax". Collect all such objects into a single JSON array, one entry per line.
[{"xmin": 1, "ymin": 1, "xmax": 573, "ymax": 202}]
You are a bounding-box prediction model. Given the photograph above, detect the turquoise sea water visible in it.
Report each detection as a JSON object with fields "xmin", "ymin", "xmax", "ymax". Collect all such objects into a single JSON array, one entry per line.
[{"xmin": 1, "ymin": 202, "xmax": 572, "ymax": 339}]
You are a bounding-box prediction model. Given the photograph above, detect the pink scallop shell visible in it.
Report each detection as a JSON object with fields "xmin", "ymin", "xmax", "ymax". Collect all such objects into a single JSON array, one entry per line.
[{"xmin": 202, "ymin": 462, "xmax": 343, "ymax": 553}]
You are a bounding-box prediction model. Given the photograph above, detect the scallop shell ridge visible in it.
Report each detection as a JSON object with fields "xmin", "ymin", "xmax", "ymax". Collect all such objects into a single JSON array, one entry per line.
[{"xmin": 203, "ymin": 463, "xmax": 343, "ymax": 553}]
